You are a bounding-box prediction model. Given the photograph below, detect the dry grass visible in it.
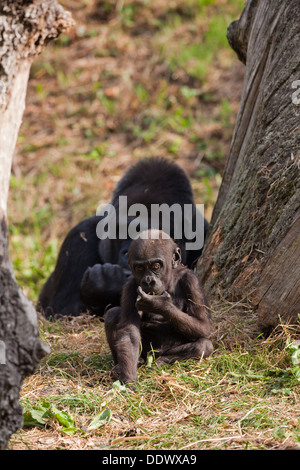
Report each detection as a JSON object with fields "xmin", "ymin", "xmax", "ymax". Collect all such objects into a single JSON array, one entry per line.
[{"xmin": 8, "ymin": 305, "xmax": 300, "ymax": 451}]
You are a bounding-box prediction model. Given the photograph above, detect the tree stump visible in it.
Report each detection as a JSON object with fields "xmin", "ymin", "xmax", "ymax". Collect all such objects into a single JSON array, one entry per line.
[
  {"xmin": 197, "ymin": 0, "xmax": 300, "ymax": 333},
  {"xmin": 0, "ymin": 0, "xmax": 73, "ymax": 449}
]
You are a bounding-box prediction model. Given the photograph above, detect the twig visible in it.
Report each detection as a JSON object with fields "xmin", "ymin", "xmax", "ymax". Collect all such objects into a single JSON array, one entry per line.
[
  {"xmin": 110, "ymin": 435, "xmax": 150, "ymax": 445},
  {"xmin": 237, "ymin": 406, "xmax": 258, "ymax": 436},
  {"xmin": 180, "ymin": 435, "xmax": 244, "ymax": 449}
]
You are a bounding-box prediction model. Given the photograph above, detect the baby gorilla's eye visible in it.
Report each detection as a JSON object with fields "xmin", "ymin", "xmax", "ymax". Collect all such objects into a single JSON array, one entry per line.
[
  {"xmin": 152, "ymin": 263, "xmax": 161, "ymax": 271},
  {"xmin": 135, "ymin": 265, "xmax": 144, "ymax": 273}
]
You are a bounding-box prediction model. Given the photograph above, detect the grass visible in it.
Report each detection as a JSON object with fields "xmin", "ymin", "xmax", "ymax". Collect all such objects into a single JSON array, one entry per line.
[
  {"xmin": 8, "ymin": 312, "xmax": 300, "ymax": 450},
  {"xmin": 6, "ymin": 0, "xmax": 300, "ymax": 451}
]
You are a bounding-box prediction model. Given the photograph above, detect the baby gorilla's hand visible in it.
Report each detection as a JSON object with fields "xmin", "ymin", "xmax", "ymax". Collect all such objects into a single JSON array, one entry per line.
[{"xmin": 135, "ymin": 286, "xmax": 172, "ymax": 314}]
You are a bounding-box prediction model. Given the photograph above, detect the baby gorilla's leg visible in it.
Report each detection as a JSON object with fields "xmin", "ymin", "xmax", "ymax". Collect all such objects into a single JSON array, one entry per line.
[{"xmin": 156, "ymin": 337, "xmax": 214, "ymax": 364}]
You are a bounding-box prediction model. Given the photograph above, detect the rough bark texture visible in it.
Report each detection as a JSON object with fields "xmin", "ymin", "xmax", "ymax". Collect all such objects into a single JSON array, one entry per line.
[
  {"xmin": 197, "ymin": 0, "xmax": 300, "ymax": 333},
  {"xmin": 0, "ymin": 0, "xmax": 73, "ymax": 449}
]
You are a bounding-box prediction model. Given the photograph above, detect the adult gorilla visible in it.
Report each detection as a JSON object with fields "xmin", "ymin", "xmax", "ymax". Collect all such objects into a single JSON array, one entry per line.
[{"xmin": 38, "ymin": 158, "xmax": 207, "ymax": 318}]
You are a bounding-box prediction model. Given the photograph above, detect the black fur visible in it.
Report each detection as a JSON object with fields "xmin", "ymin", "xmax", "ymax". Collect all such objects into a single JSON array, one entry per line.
[{"xmin": 38, "ymin": 158, "xmax": 208, "ymax": 318}]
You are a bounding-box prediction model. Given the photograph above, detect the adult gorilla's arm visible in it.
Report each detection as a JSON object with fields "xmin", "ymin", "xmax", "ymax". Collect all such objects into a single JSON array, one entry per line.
[
  {"xmin": 38, "ymin": 216, "xmax": 101, "ymax": 317},
  {"xmin": 38, "ymin": 215, "xmax": 127, "ymax": 317},
  {"xmin": 79, "ymin": 262, "xmax": 127, "ymax": 311}
]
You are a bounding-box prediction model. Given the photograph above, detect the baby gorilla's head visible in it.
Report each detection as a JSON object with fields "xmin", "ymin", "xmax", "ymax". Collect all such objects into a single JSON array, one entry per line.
[{"xmin": 128, "ymin": 230, "xmax": 181, "ymax": 294}]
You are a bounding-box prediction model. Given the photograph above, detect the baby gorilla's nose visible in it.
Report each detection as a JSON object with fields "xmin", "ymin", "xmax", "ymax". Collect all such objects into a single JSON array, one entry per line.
[{"xmin": 141, "ymin": 277, "xmax": 155, "ymax": 293}]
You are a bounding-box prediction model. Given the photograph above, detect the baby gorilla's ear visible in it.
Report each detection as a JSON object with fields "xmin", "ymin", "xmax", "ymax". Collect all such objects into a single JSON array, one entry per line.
[{"xmin": 172, "ymin": 247, "xmax": 182, "ymax": 267}]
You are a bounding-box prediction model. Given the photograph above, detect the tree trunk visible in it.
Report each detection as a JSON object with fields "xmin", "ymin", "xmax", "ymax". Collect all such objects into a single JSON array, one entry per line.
[
  {"xmin": 0, "ymin": 0, "xmax": 73, "ymax": 449},
  {"xmin": 197, "ymin": 0, "xmax": 300, "ymax": 334}
]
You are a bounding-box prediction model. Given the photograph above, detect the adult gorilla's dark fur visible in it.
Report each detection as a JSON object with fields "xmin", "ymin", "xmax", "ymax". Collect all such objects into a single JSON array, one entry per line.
[
  {"xmin": 105, "ymin": 229, "xmax": 213, "ymax": 384},
  {"xmin": 38, "ymin": 158, "xmax": 208, "ymax": 318}
]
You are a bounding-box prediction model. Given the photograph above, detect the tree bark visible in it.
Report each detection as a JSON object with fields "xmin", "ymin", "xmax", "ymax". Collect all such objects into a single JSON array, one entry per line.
[
  {"xmin": 0, "ymin": 0, "xmax": 73, "ymax": 449},
  {"xmin": 197, "ymin": 0, "xmax": 300, "ymax": 333}
]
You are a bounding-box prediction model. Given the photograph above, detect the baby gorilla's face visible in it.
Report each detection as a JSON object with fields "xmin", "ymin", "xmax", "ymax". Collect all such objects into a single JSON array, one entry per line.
[
  {"xmin": 131, "ymin": 257, "xmax": 165, "ymax": 295},
  {"xmin": 128, "ymin": 229, "xmax": 181, "ymax": 295}
]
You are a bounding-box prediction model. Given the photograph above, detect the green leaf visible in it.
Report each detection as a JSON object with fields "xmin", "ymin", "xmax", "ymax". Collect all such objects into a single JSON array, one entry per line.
[
  {"xmin": 24, "ymin": 408, "xmax": 49, "ymax": 426},
  {"xmin": 51, "ymin": 404, "xmax": 75, "ymax": 428},
  {"xmin": 147, "ymin": 353, "xmax": 154, "ymax": 368},
  {"xmin": 23, "ymin": 399, "xmax": 53, "ymax": 427},
  {"xmin": 112, "ymin": 380, "xmax": 127, "ymax": 392},
  {"xmin": 61, "ymin": 426, "xmax": 78, "ymax": 435},
  {"xmin": 180, "ymin": 86, "xmax": 198, "ymax": 99},
  {"xmin": 88, "ymin": 408, "xmax": 111, "ymax": 430},
  {"xmin": 289, "ymin": 341, "xmax": 300, "ymax": 366}
]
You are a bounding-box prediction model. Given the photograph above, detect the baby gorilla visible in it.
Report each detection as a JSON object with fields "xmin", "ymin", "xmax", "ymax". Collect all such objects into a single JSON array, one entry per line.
[{"xmin": 105, "ymin": 229, "xmax": 213, "ymax": 384}]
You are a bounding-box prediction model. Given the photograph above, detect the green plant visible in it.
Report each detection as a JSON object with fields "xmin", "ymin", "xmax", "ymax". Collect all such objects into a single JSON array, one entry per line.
[
  {"xmin": 23, "ymin": 398, "xmax": 77, "ymax": 435},
  {"xmin": 23, "ymin": 398, "xmax": 111, "ymax": 435},
  {"xmin": 286, "ymin": 340, "xmax": 300, "ymax": 381}
]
